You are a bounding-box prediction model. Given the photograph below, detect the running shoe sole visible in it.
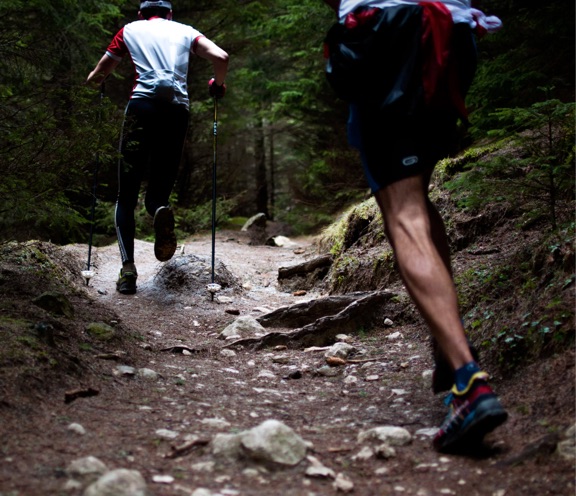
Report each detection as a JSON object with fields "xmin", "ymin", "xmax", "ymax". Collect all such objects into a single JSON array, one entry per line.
[{"xmin": 154, "ymin": 206, "xmax": 177, "ymax": 262}]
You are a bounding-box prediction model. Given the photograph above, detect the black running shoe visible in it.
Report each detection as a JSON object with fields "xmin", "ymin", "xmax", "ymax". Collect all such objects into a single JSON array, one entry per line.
[
  {"xmin": 153, "ymin": 206, "xmax": 177, "ymax": 262},
  {"xmin": 433, "ymin": 372, "xmax": 508, "ymax": 453},
  {"xmin": 116, "ymin": 269, "xmax": 137, "ymax": 294}
]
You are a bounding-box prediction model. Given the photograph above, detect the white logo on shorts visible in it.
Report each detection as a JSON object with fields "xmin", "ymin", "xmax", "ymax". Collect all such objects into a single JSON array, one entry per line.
[{"xmin": 402, "ymin": 156, "xmax": 419, "ymax": 167}]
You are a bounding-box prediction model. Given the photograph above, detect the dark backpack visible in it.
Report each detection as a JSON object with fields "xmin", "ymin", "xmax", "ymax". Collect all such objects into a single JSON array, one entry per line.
[{"xmin": 324, "ymin": 4, "xmax": 423, "ymax": 112}]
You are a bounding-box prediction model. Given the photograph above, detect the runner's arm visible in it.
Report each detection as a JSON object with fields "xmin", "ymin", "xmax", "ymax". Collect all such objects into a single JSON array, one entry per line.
[
  {"xmin": 194, "ymin": 37, "xmax": 229, "ymax": 86},
  {"xmin": 86, "ymin": 54, "xmax": 120, "ymax": 85}
]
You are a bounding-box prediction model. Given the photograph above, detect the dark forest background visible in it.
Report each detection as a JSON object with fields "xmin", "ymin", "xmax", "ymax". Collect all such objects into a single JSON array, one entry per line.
[{"xmin": 0, "ymin": 0, "xmax": 574, "ymax": 244}]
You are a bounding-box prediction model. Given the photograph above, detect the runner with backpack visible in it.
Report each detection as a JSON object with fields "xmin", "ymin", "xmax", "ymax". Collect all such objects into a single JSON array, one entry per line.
[{"xmin": 322, "ymin": 0, "xmax": 507, "ymax": 452}]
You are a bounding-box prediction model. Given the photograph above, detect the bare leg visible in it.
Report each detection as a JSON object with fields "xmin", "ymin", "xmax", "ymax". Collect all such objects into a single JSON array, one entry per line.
[{"xmin": 374, "ymin": 174, "xmax": 472, "ymax": 370}]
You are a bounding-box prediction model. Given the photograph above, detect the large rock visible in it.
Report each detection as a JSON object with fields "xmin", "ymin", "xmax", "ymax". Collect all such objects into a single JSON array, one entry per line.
[
  {"xmin": 219, "ymin": 315, "xmax": 266, "ymax": 340},
  {"xmin": 240, "ymin": 420, "xmax": 308, "ymax": 467},
  {"xmin": 83, "ymin": 469, "xmax": 148, "ymax": 496}
]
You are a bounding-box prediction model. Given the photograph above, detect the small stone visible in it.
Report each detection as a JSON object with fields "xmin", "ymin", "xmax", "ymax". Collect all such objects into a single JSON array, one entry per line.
[
  {"xmin": 365, "ymin": 375, "xmax": 380, "ymax": 382},
  {"xmin": 83, "ymin": 469, "xmax": 147, "ymax": 496},
  {"xmin": 415, "ymin": 428, "xmax": 438, "ymax": 438},
  {"xmin": 67, "ymin": 423, "xmax": 86, "ymax": 435},
  {"xmin": 352, "ymin": 446, "xmax": 374, "ymax": 461},
  {"xmin": 201, "ymin": 418, "xmax": 231, "ymax": 429},
  {"xmin": 384, "ymin": 318, "xmax": 394, "ymax": 327},
  {"xmin": 293, "ymin": 290, "xmax": 307, "ymax": 296},
  {"xmin": 316, "ymin": 366, "xmax": 340, "ymax": 377},
  {"xmin": 333, "ymin": 473, "xmax": 354, "ymax": 493},
  {"xmin": 137, "ymin": 368, "xmax": 159, "ymax": 380},
  {"xmin": 220, "ymin": 349, "xmax": 237, "ymax": 357},
  {"xmin": 358, "ymin": 426, "xmax": 412, "ymax": 446},
  {"xmin": 305, "ymin": 455, "xmax": 336, "ymax": 479},
  {"xmin": 343, "ymin": 375, "xmax": 358, "ymax": 385},
  {"xmin": 114, "ymin": 365, "xmax": 136, "ymax": 377},
  {"xmin": 66, "ymin": 456, "xmax": 107, "ymax": 479},
  {"xmin": 191, "ymin": 461, "xmax": 215, "ymax": 473},
  {"xmin": 155, "ymin": 429, "xmax": 179, "ymax": 440},
  {"xmin": 152, "ymin": 475, "xmax": 174, "ymax": 484},
  {"xmin": 191, "ymin": 489, "xmax": 213, "ymax": 496},
  {"xmin": 257, "ymin": 370, "xmax": 276, "ymax": 379},
  {"xmin": 325, "ymin": 342, "xmax": 356, "ymax": 359},
  {"xmin": 386, "ymin": 331, "xmax": 403, "ymax": 340}
]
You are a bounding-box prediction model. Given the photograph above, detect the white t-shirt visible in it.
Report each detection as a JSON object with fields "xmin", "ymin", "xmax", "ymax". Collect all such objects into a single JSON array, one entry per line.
[
  {"xmin": 106, "ymin": 17, "xmax": 203, "ymax": 109},
  {"xmin": 338, "ymin": 0, "xmax": 502, "ymax": 32}
]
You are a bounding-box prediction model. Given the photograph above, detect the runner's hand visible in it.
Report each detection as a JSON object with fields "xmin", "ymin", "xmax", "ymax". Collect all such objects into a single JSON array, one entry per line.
[{"xmin": 208, "ymin": 78, "xmax": 226, "ymax": 99}]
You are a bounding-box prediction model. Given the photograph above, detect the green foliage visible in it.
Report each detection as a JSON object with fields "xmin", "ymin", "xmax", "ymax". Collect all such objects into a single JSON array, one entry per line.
[
  {"xmin": 0, "ymin": 0, "xmax": 573, "ymax": 247},
  {"xmin": 460, "ymin": 221, "xmax": 575, "ymax": 371},
  {"xmin": 177, "ymin": 196, "xmax": 238, "ymax": 235},
  {"xmin": 0, "ymin": 0, "xmax": 124, "ymax": 243},
  {"xmin": 446, "ymin": 99, "xmax": 575, "ymax": 229},
  {"xmin": 467, "ymin": 1, "xmax": 575, "ymax": 134}
]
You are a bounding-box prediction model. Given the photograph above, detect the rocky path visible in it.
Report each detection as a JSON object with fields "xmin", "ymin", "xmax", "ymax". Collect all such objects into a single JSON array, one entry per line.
[{"xmin": 0, "ymin": 233, "xmax": 574, "ymax": 496}]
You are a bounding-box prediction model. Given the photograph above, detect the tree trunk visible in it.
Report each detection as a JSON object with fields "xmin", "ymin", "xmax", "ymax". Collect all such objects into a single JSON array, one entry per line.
[{"xmin": 254, "ymin": 117, "xmax": 269, "ymax": 217}]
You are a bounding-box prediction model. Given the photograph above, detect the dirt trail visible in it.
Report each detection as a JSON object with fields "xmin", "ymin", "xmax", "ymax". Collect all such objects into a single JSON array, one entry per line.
[{"xmin": 0, "ymin": 233, "xmax": 574, "ymax": 495}]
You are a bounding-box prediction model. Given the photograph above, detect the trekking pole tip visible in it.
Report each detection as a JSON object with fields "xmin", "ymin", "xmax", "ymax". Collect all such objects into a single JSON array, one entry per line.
[
  {"xmin": 81, "ymin": 270, "xmax": 95, "ymax": 286},
  {"xmin": 207, "ymin": 283, "xmax": 221, "ymax": 299}
]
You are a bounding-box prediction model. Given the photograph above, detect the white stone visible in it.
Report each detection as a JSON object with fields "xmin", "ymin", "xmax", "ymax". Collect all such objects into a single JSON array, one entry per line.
[
  {"xmin": 415, "ymin": 428, "xmax": 439, "ymax": 438},
  {"xmin": 83, "ymin": 469, "xmax": 147, "ymax": 496},
  {"xmin": 152, "ymin": 475, "xmax": 174, "ymax": 484},
  {"xmin": 66, "ymin": 456, "xmax": 107, "ymax": 479},
  {"xmin": 67, "ymin": 423, "xmax": 86, "ymax": 435},
  {"xmin": 191, "ymin": 461, "xmax": 215, "ymax": 473},
  {"xmin": 305, "ymin": 455, "xmax": 336, "ymax": 479},
  {"xmin": 220, "ymin": 349, "xmax": 236, "ymax": 357},
  {"xmin": 191, "ymin": 489, "xmax": 214, "ymax": 496},
  {"xmin": 219, "ymin": 315, "xmax": 266, "ymax": 339},
  {"xmin": 358, "ymin": 426, "xmax": 412, "ymax": 446},
  {"xmin": 114, "ymin": 365, "xmax": 136, "ymax": 376},
  {"xmin": 155, "ymin": 429, "xmax": 179, "ymax": 440},
  {"xmin": 386, "ymin": 331, "xmax": 403, "ymax": 340},
  {"xmin": 201, "ymin": 418, "xmax": 231, "ymax": 429},
  {"xmin": 138, "ymin": 368, "xmax": 159, "ymax": 380},
  {"xmin": 257, "ymin": 370, "xmax": 276, "ymax": 379},
  {"xmin": 333, "ymin": 473, "xmax": 354, "ymax": 493},
  {"xmin": 325, "ymin": 342, "xmax": 356, "ymax": 359},
  {"xmin": 352, "ymin": 446, "xmax": 374, "ymax": 461},
  {"xmin": 240, "ymin": 419, "xmax": 308, "ymax": 466}
]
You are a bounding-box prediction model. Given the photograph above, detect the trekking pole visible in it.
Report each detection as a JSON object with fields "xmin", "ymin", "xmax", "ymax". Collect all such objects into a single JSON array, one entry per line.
[
  {"xmin": 82, "ymin": 82, "xmax": 105, "ymax": 286},
  {"xmin": 207, "ymin": 96, "xmax": 222, "ymax": 301}
]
